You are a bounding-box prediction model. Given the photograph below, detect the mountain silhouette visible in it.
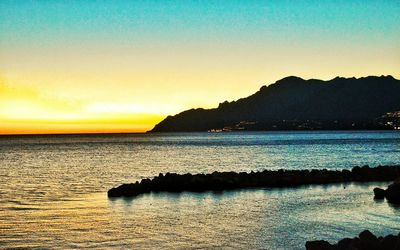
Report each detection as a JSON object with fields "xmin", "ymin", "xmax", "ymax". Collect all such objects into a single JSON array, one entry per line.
[{"xmin": 150, "ymin": 75, "xmax": 400, "ymax": 132}]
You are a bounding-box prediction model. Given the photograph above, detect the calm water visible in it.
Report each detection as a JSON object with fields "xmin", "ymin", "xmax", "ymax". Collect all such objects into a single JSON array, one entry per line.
[{"xmin": 0, "ymin": 131, "xmax": 400, "ymax": 249}]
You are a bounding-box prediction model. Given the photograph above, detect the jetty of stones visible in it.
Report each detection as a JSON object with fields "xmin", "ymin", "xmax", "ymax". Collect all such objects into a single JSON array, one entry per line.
[{"xmin": 108, "ymin": 165, "xmax": 400, "ymax": 198}]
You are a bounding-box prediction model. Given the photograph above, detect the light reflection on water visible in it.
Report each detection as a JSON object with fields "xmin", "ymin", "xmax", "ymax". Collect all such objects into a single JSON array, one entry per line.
[
  {"xmin": 0, "ymin": 131, "xmax": 400, "ymax": 249},
  {"xmin": 1, "ymin": 184, "xmax": 400, "ymax": 249}
]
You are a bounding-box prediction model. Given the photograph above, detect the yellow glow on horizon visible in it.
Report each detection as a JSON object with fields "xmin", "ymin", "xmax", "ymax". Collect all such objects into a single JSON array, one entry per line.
[
  {"xmin": 0, "ymin": 115, "xmax": 164, "ymax": 135},
  {"xmin": 1, "ymin": 69, "xmax": 400, "ymax": 135},
  {"xmin": 0, "ymin": 80, "xmax": 165, "ymax": 134}
]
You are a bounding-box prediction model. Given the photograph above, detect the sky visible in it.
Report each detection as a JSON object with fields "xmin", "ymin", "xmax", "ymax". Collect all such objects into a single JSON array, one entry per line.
[{"xmin": 0, "ymin": 0, "xmax": 399, "ymax": 134}]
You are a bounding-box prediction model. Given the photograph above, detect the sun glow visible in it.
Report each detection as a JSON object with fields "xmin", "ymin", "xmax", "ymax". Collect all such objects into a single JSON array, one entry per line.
[{"xmin": 0, "ymin": 81, "xmax": 165, "ymax": 134}]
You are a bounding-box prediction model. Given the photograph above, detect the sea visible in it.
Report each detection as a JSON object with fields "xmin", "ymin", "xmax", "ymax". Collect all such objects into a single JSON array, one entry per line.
[{"xmin": 0, "ymin": 131, "xmax": 400, "ymax": 249}]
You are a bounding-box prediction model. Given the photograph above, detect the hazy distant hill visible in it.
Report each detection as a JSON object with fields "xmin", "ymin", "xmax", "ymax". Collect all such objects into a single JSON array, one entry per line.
[{"xmin": 150, "ymin": 76, "xmax": 400, "ymax": 132}]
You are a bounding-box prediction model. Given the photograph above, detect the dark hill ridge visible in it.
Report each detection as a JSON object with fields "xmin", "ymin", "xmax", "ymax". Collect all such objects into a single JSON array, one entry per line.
[{"xmin": 150, "ymin": 75, "xmax": 400, "ymax": 132}]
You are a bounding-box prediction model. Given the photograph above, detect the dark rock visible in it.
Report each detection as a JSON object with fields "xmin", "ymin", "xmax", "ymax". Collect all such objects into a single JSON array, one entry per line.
[
  {"xmin": 306, "ymin": 240, "xmax": 333, "ymax": 250},
  {"xmin": 373, "ymin": 178, "xmax": 400, "ymax": 204},
  {"xmin": 373, "ymin": 188, "xmax": 386, "ymax": 199},
  {"xmin": 385, "ymin": 182, "xmax": 400, "ymax": 204},
  {"xmin": 359, "ymin": 230, "xmax": 377, "ymax": 242},
  {"xmin": 309, "ymin": 230, "xmax": 400, "ymax": 250},
  {"xmin": 108, "ymin": 183, "xmax": 139, "ymax": 197},
  {"xmin": 337, "ymin": 237, "xmax": 353, "ymax": 249},
  {"xmin": 349, "ymin": 237, "xmax": 362, "ymax": 249},
  {"xmin": 357, "ymin": 230, "xmax": 379, "ymax": 250},
  {"xmin": 380, "ymin": 235, "xmax": 398, "ymax": 250}
]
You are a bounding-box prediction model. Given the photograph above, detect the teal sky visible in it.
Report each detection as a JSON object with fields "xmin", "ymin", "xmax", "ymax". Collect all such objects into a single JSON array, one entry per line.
[
  {"xmin": 1, "ymin": 0, "xmax": 399, "ymax": 47},
  {"xmin": 0, "ymin": 0, "xmax": 399, "ymax": 133}
]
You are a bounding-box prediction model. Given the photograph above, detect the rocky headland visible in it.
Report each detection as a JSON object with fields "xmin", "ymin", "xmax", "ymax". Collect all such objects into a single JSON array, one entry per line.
[{"xmin": 150, "ymin": 75, "xmax": 400, "ymax": 132}]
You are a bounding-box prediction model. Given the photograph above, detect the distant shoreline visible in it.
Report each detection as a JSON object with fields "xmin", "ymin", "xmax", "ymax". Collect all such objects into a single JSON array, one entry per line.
[{"xmin": 1, "ymin": 128, "xmax": 399, "ymax": 137}]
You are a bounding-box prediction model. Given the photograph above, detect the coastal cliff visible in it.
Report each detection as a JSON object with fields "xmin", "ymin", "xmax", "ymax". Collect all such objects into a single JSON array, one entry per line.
[{"xmin": 150, "ymin": 76, "xmax": 400, "ymax": 132}]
